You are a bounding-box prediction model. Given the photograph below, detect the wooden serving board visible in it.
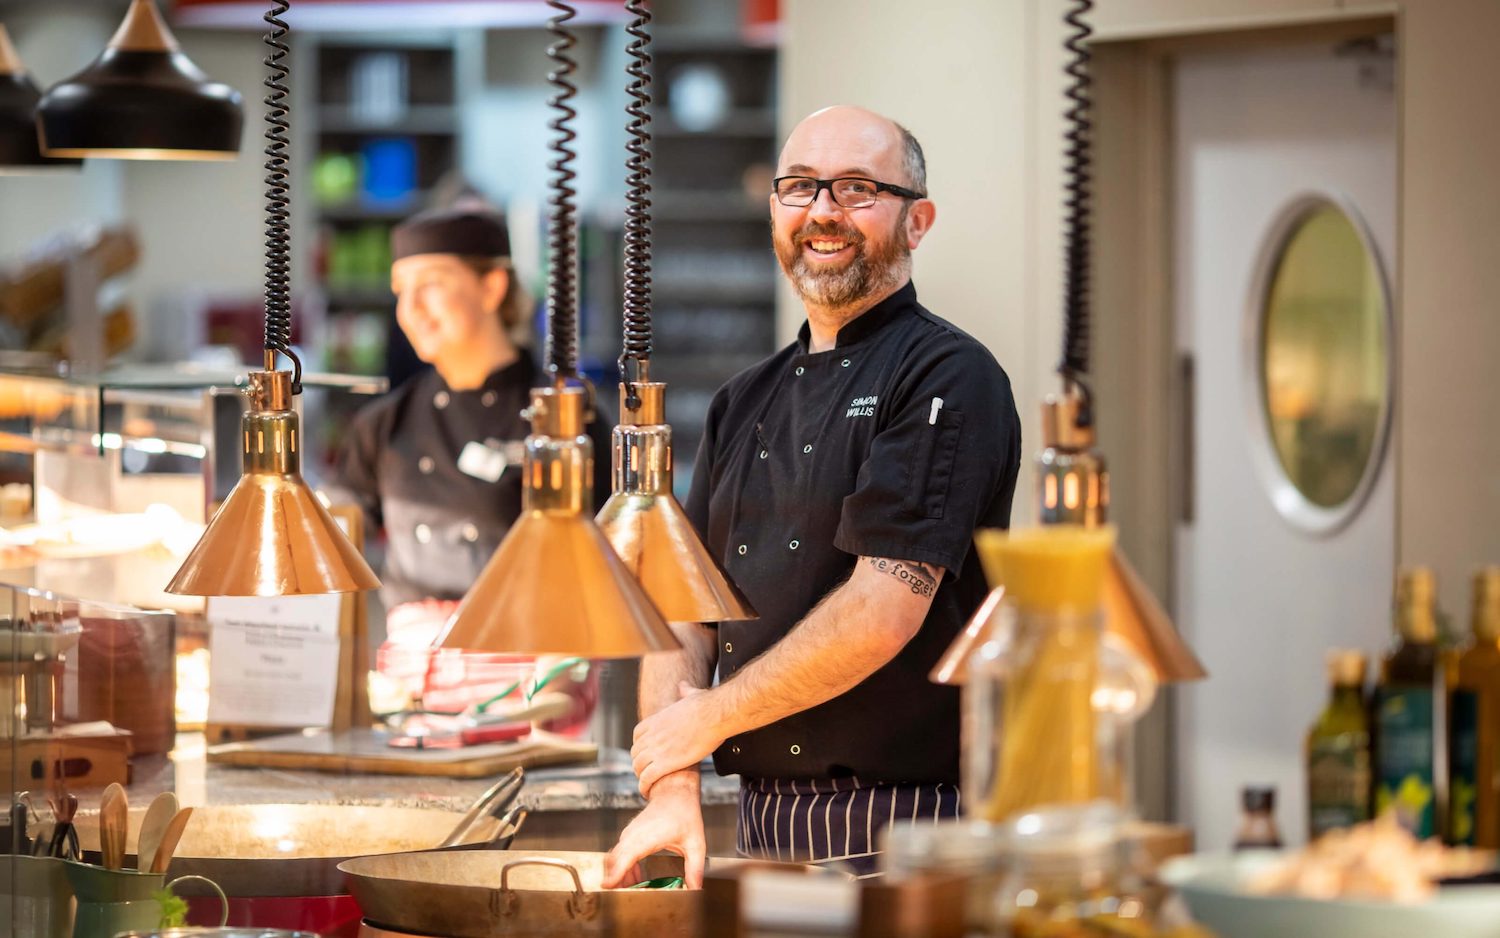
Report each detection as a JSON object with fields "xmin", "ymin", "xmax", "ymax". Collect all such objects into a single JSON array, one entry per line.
[{"xmin": 205, "ymin": 728, "xmax": 597, "ymax": 778}]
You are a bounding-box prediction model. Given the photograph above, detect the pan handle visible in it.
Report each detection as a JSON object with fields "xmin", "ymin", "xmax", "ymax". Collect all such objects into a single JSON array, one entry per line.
[{"xmin": 498, "ymin": 857, "xmax": 600, "ymax": 920}]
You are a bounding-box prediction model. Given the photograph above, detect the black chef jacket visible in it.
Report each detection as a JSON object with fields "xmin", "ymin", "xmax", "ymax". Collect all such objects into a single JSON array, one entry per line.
[
  {"xmin": 686, "ymin": 281, "xmax": 1022, "ymax": 785},
  {"xmin": 331, "ymin": 353, "xmax": 614, "ymax": 610}
]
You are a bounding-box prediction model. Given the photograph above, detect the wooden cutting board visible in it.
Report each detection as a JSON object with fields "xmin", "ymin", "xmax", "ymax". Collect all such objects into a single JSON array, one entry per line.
[{"xmin": 205, "ymin": 728, "xmax": 597, "ymax": 778}]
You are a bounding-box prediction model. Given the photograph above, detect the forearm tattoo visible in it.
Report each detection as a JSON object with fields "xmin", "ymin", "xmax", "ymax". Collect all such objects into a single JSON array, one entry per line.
[{"xmin": 867, "ymin": 557, "xmax": 942, "ymax": 598}]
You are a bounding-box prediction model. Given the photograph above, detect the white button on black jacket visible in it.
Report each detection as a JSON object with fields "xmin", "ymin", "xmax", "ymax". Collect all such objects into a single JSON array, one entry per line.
[
  {"xmin": 686, "ymin": 281, "xmax": 1023, "ymax": 785},
  {"xmin": 327, "ymin": 353, "xmax": 613, "ymax": 609}
]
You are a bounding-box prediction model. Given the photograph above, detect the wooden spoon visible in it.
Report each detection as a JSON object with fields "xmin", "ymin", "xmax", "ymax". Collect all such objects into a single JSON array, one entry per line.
[
  {"xmin": 136, "ymin": 792, "xmax": 178, "ymax": 872},
  {"xmin": 99, "ymin": 783, "xmax": 127, "ymax": 870},
  {"xmin": 148, "ymin": 806, "xmax": 193, "ymax": 874}
]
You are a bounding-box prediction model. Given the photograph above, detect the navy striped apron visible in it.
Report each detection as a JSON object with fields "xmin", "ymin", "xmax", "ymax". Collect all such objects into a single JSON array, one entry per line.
[{"xmin": 736, "ymin": 777, "xmax": 962, "ymax": 877}]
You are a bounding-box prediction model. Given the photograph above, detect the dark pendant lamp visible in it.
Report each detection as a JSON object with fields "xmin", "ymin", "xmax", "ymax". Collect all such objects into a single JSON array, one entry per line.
[
  {"xmin": 933, "ymin": 0, "xmax": 1204, "ymax": 686},
  {"xmin": 0, "ymin": 24, "xmax": 80, "ymax": 171},
  {"xmin": 37, "ymin": 0, "xmax": 243, "ymax": 161},
  {"xmin": 436, "ymin": 0, "xmax": 677, "ymax": 658},
  {"xmin": 167, "ymin": 1, "xmax": 377, "ymax": 597},
  {"xmin": 594, "ymin": 1, "xmax": 756, "ymax": 625}
]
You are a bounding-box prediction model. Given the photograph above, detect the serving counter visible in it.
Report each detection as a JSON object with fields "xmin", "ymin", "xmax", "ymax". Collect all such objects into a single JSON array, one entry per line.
[{"xmin": 124, "ymin": 738, "xmax": 741, "ymax": 854}]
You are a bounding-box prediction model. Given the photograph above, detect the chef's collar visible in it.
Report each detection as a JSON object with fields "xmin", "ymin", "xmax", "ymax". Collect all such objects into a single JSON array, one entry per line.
[
  {"xmin": 438, "ymin": 350, "xmax": 536, "ymax": 394},
  {"xmin": 795, "ymin": 281, "xmax": 918, "ymax": 354}
]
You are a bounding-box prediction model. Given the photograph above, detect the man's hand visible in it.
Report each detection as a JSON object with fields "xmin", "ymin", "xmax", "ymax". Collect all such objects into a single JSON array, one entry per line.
[
  {"xmin": 601, "ymin": 770, "xmax": 707, "ymax": 889},
  {"xmin": 631, "ymin": 682, "xmax": 724, "ymax": 796}
]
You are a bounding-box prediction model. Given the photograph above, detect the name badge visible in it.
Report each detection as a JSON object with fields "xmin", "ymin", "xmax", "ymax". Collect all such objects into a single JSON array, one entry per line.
[{"xmin": 457, "ymin": 440, "xmax": 507, "ymax": 482}]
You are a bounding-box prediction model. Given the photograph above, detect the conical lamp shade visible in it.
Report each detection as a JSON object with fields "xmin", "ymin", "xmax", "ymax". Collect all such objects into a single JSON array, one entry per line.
[
  {"xmin": 167, "ymin": 467, "xmax": 380, "ymax": 596},
  {"xmin": 1103, "ymin": 547, "xmax": 1204, "ymax": 682},
  {"xmin": 0, "ymin": 25, "xmax": 80, "ymax": 171},
  {"xmin": 596, "ymin": 383, "xmax": 756, "ymax": 623},
  {"xmin": 437, "ymin": 385, "xmax": 679, "ymax": 658},
  {"xmin": 928, "ymin": 546, "xmax": 1205, "ymax": 686},
  {"xmin": 928, "ymin": 585, "xmax": 1005, "ymax": 685},
  {"xmin": 37, "ymin": 0, "xmax": 242, "ymax": 160},
  {"xmin": 598, "ymin": 491, "xmax": 756, "ymax": 623},
  {"xmin": 167, "ymin": 372, "xmax": 378, "ymax": 596},
  {"xmin": 932, "ymin": 395, "xmax": 1204, "ymax": 685},
  {"xmin": 439, "ymin": 509, "xmax": 678, "ymax": 657}
]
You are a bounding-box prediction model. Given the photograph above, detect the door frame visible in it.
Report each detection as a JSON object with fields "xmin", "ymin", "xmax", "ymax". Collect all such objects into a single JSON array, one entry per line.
[{"xmin": 1089, "ymin": 10, "xmax": 1399, "ymax": 823}]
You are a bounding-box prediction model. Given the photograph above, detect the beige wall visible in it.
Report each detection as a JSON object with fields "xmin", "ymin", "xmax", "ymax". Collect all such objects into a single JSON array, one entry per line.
[
  {"xmin": 781, "ymin": 0, "xmax": 1500, "ymax": 617},
  {"xmin": 119, "ymin": 28, "xmax": 269, "ymax": 361},
  {"xmin": 0, "ymin": 5, "xmax": 124, "ymax": 260},
  {"xmin": 0, "ymin": 3, "xmax": 268, "ymax": 362},
  {"xmin": 1093, "ymin": 0, "xmax": 1395, "ymax": 39},
  {"xmin": 1397, "ymin": 0, "xmax": 1500, "ymax": 618},
  {"xmin": 778, "ymin": 0, "xmax": 1060, "ymax": 530}
]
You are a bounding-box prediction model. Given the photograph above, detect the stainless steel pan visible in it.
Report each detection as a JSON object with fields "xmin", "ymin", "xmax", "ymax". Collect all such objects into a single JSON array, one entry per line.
[
  {"xmin": 340, "ymin": 849, "xmax": 782, "ymax": 938},
  {"xmin": 75, "ymin": 803, "xmax": 504, "ymax": 896}
]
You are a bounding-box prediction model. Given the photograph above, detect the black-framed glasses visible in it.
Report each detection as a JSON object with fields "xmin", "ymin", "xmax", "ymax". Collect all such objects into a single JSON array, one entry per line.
[{"xmin": 773, "ymin": 175, "xmax": 926, "ymax": 209}]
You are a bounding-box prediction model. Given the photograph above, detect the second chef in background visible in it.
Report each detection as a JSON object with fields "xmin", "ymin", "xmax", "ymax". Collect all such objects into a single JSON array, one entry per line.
[{"xmin": 328, "ymin": 205, "xmax": 609, "ymax": 722}]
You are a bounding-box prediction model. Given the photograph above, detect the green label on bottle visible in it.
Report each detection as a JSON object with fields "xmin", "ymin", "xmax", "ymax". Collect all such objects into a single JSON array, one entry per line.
[
  {"xmin": 1375, "ymin": 687, "xmax": 1436, "ymax": 838},
  {"xmin": 1451, "ymin": 689, "xmax": 1480, "ymax": 845},
  {"xmin": 1309, "ymin": 735, "xmax": 1372, "ymax": 838}
]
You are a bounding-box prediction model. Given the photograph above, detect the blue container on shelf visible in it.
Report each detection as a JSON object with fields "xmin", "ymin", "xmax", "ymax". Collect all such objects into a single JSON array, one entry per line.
[{"xmin": 360, "ymin": 137, "xmax": 417, "ymax": 203}]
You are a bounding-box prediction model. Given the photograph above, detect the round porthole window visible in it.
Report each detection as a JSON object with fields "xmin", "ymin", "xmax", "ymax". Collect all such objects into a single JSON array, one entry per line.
[{"xmin": 1246, "ymin": 195, "xmax": 1392, "ymax": 535}]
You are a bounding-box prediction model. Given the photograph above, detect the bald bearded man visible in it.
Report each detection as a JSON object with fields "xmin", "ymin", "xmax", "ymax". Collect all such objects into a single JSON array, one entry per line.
[{"xmin": 604, "ymin": 106, "xmax": 1022, "ymax": 883}]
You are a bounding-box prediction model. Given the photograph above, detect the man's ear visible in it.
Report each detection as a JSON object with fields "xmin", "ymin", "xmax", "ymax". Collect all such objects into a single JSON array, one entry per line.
[{"xmin": 906, "ymin": 200, "xmax": 936, "ymax": 249}]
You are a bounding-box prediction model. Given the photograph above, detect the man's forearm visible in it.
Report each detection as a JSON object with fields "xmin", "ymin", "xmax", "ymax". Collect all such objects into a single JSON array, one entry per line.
[
  {"xmin": 639, "ymin": 621, "xmax": 717, "ymax": 718},
  {"xmin": 703, "ymin": 560, "xmax": 937, "ymax": 739}
]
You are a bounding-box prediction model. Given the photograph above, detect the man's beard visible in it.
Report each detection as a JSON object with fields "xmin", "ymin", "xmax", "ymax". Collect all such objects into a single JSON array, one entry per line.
[{"xmin": 774, "ymin": 208, "xmax": 909, "ymax": 309}]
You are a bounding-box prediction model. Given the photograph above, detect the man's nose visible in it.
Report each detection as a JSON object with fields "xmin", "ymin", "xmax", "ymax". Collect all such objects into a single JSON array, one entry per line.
[{"xmin": 807, "ymin": 186, "xmax": 845, "ymax": 224}]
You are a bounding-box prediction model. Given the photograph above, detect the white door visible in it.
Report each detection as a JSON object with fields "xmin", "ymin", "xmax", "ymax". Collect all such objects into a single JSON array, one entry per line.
[{"xmin": 1173, "ymin": 39, "xmax": 1397, "ymax": 849}]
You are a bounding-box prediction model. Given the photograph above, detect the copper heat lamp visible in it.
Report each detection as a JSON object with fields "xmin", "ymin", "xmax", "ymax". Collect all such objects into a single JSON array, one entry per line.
[
  {"xmin": 167, "ymin": 1, "xmax": 376, "ymax": 597},
  {"xmin": 435, "ymin": 1, "xmax": 677, "ymax": 657},
  {"xmin": 593, "ymin": 1, "xmax": 755, "ymax": 625},
  {"xmin": 932, "ymin": 0, "xmax": 1203, "ymax": 686}
]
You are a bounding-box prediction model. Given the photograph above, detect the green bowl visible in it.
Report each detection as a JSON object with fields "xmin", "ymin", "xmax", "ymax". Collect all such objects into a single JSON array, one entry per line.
[{"xmin": 1160, "ymin": 851, "xmax": 1500, "ymax": 938}]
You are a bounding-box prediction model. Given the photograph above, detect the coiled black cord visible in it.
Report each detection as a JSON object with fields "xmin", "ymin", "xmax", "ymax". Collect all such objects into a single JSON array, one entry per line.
[
  {"xmin": 544, "ymin": 0, "xmax": 580, "ymax": 385},
  {"xmin": 619, "ymin": 0, "xmax": 654, "ymax": 409},
  {"xmin": 262, "ymin": 0, "xmax": 301, "ymax": 393},
  {"xmin": 1059, "ymin": 0, "xmax": 1093, "ymax": 426}
]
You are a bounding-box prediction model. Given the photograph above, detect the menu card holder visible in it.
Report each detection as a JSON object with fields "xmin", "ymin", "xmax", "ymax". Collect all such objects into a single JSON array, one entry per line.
[{"xmin": 204, "ymin": 505, "xmax": 371, "ymax": 742}]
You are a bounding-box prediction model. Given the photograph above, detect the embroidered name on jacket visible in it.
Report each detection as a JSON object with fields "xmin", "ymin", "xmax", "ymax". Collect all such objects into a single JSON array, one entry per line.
[{"xmin": 846, "ymin": 395, "xmax": 878, "ymax": 418}]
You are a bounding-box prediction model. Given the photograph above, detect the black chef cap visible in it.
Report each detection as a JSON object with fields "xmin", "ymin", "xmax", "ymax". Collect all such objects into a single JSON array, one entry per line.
[{"xmin": 391, "ymin": 207, "xmax": 511, "ymax": 262}]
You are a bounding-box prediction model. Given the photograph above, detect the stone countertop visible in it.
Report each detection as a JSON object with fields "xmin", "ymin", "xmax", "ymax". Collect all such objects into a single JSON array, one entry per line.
[{"xmin": 125, "ymin": 734, "xmax": 739, "ymax": 814}]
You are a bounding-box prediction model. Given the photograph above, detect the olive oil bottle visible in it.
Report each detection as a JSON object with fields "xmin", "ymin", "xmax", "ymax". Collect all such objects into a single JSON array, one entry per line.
[
  {"xmin": 1306, "ymin": 650, "xmax": 1371, "ymax": 839},
  {"xmin": 1455, "ymin": 568, "xmax": 1500, "ymax": 847},
  {"xmin": 1374, "ymin": 568, "xmax": 1443, "ymax": 838}
]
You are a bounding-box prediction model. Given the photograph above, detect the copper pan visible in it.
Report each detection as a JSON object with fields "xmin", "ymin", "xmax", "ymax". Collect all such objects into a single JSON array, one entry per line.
[
  {"xmin": 74, "ymin": 804, "xmax": 501, "ymax": 896},
  {"xmin": 339, "ymin": 849, "xmax": 831, "ymax": 938}
]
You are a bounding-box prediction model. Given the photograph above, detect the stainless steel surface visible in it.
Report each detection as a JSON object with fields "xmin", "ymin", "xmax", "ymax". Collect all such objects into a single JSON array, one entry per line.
[
  {"xmin": 441, "ymin": 385, "xmax": 677, "ymax": 657},
  {"xmin": 75, "ymin": 803, "xmax": 502, "ymax": 897},
  {"xmin": 437, "ymin": 767, "xmax": 524, "ymax": 848},
  {"xmin": 115, "ymin": 924, "xmax": 321, "ymax": 930},
  {"xmin": 167, "ymin": 369, "xmax": 379, "ymax": 596},
  {"xmin": 491, "ymin": 805, "xmax": 526, "ymax": 850}
]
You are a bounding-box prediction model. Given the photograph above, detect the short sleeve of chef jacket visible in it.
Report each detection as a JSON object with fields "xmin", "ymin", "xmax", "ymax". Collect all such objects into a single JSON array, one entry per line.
[
  {"xmin": 834, "ymin": 336, "xmax": 1021, "ymax": 575},
  {"xmin": 683, "ymin": 387, "xmax": 726, "ymax": 543}
]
